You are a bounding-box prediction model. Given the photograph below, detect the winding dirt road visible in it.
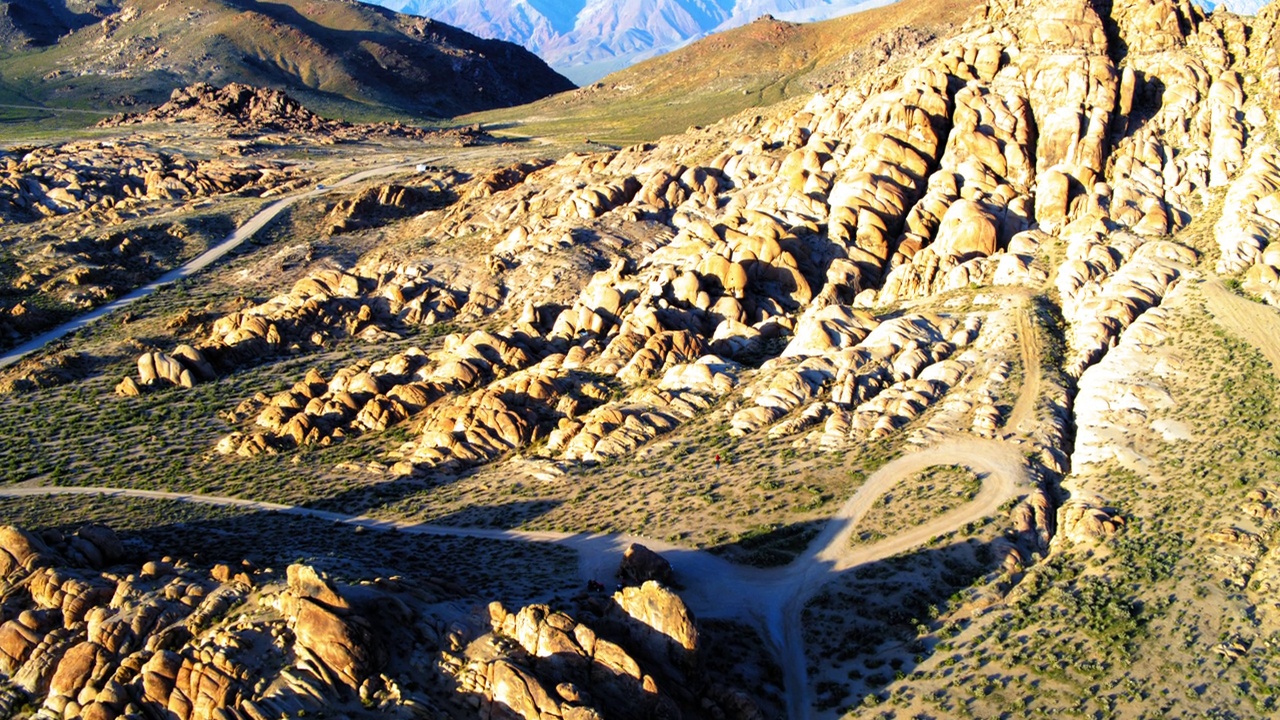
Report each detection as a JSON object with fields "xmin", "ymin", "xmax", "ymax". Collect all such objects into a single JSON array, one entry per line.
[
  {"xmin": 0, "ymin": 435, "xmax": 1030, "ymax": 719},
  {"xmin": 0, "ymin": 157, "xmax": 438, "ymax": 371},
  {"xmin": 765, "ymin": 438, "xmax": 1029, "ymax": 719}
]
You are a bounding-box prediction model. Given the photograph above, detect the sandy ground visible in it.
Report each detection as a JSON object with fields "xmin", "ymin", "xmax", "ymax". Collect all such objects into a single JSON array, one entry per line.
[{"xmin": 1203, "ymin": 279, "xmax": 1280, "ymax": 377}]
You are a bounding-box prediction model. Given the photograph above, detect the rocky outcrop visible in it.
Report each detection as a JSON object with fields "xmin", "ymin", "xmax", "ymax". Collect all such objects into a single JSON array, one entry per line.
[
  {"xmin": 134, "ymin": 258, "xmax": 497, "ymax": 398},
  {"xmin": 476, "ymin": 601, "xmax": 679, "ymax": 720},
  {"xmin": 465, "ymin": 595, "xmax": 755, "ymax": 720},
  {"xmin": 134, "ymin": 345, "xmax": 216, "ymax": 390},
  {"xmin": 618, "ymin": 544, "xmax": 674, "ymax": 587},
  {"xmin": 99, "ymin": 83, "xmax": 488, "ymax": 146},
  {"xmin": 174, "ymin": 0, "xmax": 1256, "ymax": 478},
  {"xmin": 612, "ymin": 582, "xmax": 699, "ymax": 678},
  {"xmin": 324, "ymin": 180, "xmax": 456, "ymax": 235},
  {"xmin": 1055, "ymin": 496, "xmax": 1125, "ymax": 545},
  {"xmin": 0, "ymin": 524, "xmax": 429, "ymax": 720},
  {"xmin": 100, "ymin": 83, "xmax": 335, "ymax": 132},
  {"xmin": 0, "ymin": 139, "xmax": 285, "ymax": 225},
  {"xmin": 277, "ymin": 565, "xmax": 388, "ymax": 691}
]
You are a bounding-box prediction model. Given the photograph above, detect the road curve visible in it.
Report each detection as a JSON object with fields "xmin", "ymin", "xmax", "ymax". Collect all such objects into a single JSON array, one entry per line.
[
  {"xmin": 0, "ymin": 157, "xmax": 438, "ymax": 371},
  {"xmin": 772, "ymin": 438, "xmax": 1030, "ymax": 720}
]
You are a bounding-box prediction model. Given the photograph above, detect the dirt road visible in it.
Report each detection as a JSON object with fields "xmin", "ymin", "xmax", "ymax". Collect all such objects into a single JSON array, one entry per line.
[
  {"xmin": 766, "ymin": 438, "xmax": 1030, "ymax": 719},
  {"xmin": 1007, "ymin": 306, "xmax": 1043, "ymax": 433}
]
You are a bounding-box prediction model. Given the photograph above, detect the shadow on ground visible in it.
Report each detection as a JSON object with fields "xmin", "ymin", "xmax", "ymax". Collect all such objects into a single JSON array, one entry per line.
[
  {"xmin": 802, "ymin": 535, "xmax": 1007, "ymax": 714},
  {"xmin": 706, "ymin": 519, "xmax": 826, "ymax": 567}
]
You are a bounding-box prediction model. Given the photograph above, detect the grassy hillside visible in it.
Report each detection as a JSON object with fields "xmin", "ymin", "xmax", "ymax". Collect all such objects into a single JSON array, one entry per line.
[{"xmin": 466, "ymin": 0, "xmax": 977, "ymax": 145}]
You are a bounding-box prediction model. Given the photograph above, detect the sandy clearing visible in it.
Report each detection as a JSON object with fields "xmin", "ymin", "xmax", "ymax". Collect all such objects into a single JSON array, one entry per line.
[{"xmin": 1203, "ymin": 278, "xmax": 1280, "ymax": 376}]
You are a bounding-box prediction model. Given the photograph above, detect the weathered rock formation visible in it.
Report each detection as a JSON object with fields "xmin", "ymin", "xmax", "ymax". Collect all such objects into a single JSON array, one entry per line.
[
  {"xmin": 0, "ymin": 139, "xmax": 287, "ymax": 225},
  {"xmin": 0, "ymin": 523, "xmax": 420, "ymax": 720},
  {"xmin": 618, "ymin": 544, "xmax": 674, "ymax": 587},
  {"xmin": 458, "ymin": 586, "xmax": 755, "ymax": 720},
  {"xmin": 138, "ymin": 0, "xmax": 1276, "ymax": 494}
]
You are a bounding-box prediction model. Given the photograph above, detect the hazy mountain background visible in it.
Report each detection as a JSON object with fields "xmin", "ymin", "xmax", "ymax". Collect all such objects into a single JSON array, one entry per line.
[
  {"xmin": 1195, "ymin": 0, "xmax": 1269, "ymax": 12},
  {"xmin": 371, "ymin": 0, "xmax": 895, "ymax": 83}
]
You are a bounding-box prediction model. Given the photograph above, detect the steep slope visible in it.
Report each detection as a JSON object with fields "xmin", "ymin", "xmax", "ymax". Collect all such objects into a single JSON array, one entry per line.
[
  {"xmin": 377, "ymin": 0, "xmax": 889, "ymax": 82},
  {"xmin": 0, "ymin": 0, "xmax": 113, "ymax": 49},
  {"xmin": 0, "ymin": 0, "xmax": 574, "ymax": 121}
]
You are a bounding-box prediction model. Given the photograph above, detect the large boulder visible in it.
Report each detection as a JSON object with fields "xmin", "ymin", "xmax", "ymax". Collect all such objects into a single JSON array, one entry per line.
[
  {"xmin": 617, "ymin": 544, "xmax": 673, "ymax": 586},
  {"xmin": 0, "ymin": 526, "xmax": 56, "ymax": 577},
  {"xmin": 932, "ymin": 199, "xmax": 999, "ymax": 262},
  {"xmin": 612, "ymin": 582, "xmax": 700, "ymax": 676}
]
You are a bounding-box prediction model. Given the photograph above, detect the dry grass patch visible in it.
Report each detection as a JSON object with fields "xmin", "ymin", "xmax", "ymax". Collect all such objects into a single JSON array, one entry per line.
[{"xmin": 851, "ymin": 464, "xmax": 981, "ymax": 546}]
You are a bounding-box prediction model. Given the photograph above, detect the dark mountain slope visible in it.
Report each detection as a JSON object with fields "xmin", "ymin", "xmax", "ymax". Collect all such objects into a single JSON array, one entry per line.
[{"xmin": 0, "ymin": 0, "xmax": 575, "ymax": 121}]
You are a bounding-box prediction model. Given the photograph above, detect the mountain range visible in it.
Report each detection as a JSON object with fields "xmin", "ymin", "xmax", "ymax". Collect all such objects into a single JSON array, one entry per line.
[
  {"xmin": 0, "ymin": 0, "xmax": 574, "ymax": 120},
  {"xmin": 1199, "ymin": 0, "xmax": 1270, "ymax": 12},
  {"xmin": 371, "ymin": 0, "xmax": 894, "ymax": 83}
]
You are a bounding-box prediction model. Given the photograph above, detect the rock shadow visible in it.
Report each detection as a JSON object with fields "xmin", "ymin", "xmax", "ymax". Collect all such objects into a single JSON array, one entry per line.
[
  {"xmin": 1114, "ymin": 70, "xmax": 1166, "ymax": 140},
  {"xmin": 705, "ymin": 519, "xmax": 827, "ymax": 567},
  {"xmin": 412, "ymin": 498, "xmax": 566, "ymax": 531},
  {"xmin": 16, "ymin": 499, "xmax": 580, "ymax": 598},
  {"xmin": 300, "ymin": 464, "xmax": 564, "ymax": 531},
  {"xmin": 3, "ymin": 1, "xmax": 102, "ymax": 47}
]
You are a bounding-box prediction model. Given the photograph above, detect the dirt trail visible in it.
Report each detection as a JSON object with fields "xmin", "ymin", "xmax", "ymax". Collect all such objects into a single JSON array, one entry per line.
[
  {"xmin": 770, "ymin": 438, "xmax": 1029, "ymax": 719},
  {"xmin": 1008, "ymin": 306, "xmax": 1042, "ymax": 434},
  {"xmin": 1203, "ymin": 279, "xmax": 1280, "ymax": 375}
]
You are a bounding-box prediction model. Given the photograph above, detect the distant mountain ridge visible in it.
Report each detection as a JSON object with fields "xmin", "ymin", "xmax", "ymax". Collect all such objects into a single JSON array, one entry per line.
[
  {"xmin": 0, "ymin": 0, "xmax": 574, "ymax": 120},
  {"xmin": 372, "ymin": 0, "xmax": 892, "ymax": 82},
  {"xmin": 1196, "ymin": 0, "xmax": 1269, "ymax": 13}
]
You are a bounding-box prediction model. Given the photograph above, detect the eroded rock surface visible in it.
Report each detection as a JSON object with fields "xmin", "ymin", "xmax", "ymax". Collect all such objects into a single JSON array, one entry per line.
[
  {"xmin": 129, "ymin": 0, "xmax": 1272, "ymax": 495},
  {"xmin": 0, "ymin": 523, "xmax": 423, "ymax": 719}
]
